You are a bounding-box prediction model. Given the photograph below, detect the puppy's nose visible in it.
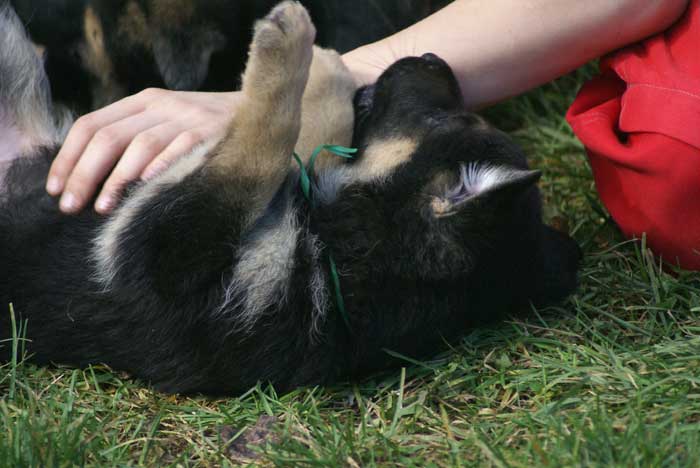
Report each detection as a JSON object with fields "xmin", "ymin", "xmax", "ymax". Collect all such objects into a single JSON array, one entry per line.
[
  {"xmin": 421, "ymin": 53, "xmax": 449, "ymax": 70},
  {"xmin": 421, "ymin": 53, "xmax": 442, "ymax": 63}
]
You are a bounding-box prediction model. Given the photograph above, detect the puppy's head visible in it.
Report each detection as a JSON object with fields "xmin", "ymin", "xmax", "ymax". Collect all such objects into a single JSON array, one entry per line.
[{"xmin": 318, "ymin": 53, "xmax": 580, "ymax": 305}]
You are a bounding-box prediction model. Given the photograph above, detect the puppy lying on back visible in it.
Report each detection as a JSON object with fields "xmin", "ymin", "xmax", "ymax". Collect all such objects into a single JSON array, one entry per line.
[{"xmin": 0, "ymin": 2, "xmax": 580, "ymax": 395}]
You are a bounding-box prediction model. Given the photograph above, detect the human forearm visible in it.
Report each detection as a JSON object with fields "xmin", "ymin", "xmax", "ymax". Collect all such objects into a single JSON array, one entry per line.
[{"xmin": 343, "ymin": 0, "xmax": 689, "ymax": 108}]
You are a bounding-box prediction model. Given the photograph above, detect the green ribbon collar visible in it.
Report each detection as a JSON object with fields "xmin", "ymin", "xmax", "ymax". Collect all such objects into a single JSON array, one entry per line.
[{"xmin": 293, "ymin": 144, "xmax": 357, "ymax": 332}]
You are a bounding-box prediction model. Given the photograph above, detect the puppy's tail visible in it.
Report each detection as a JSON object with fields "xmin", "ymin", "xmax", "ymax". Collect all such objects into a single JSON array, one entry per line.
[{"xmin": 0, "ymin": 2, "xmax": 70, "ymax": 148}]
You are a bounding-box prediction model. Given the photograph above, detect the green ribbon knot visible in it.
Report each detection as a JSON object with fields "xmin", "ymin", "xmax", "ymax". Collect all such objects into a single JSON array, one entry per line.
[{"xmin": 293, "ymin": 145, "xmax": 357, "ymax": 202}]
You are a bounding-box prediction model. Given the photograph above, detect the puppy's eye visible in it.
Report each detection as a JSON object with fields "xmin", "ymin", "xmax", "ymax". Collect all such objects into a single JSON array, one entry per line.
[
  {"xmin": 425, "ymin": 114, "xmax": 449, "ymax": 128},
  {"xmin": 355, "ymin": 85, "xmax": 375, "ymax": 111}
]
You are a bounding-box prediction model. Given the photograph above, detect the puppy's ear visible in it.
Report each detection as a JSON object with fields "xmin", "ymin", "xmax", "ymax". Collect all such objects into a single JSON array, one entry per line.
[
  {"xmin": 531, "ymin": 224, "xmax": 582, "ymax": 305},
  {"xmin": 153, "ymin": 28, "xmax": 226, "ymax": 91},
  {"xmin": 430, "ymin": 163, "xmax": 541, "ymax": 218}
]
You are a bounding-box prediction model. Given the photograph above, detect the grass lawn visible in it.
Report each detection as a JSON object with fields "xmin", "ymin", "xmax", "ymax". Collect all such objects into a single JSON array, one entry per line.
[{"xmin": 2, "ymin": 67, "xmax": 700, "ymax": 467}]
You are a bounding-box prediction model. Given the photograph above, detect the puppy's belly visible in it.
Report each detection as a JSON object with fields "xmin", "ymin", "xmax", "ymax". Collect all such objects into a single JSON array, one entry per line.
[{"xmin": 0, "ymin": 118, "xmax": 29, "ymax": 183}]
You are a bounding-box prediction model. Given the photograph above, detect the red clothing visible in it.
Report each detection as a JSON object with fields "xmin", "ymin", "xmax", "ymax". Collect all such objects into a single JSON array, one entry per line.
[{"xmin": 567, "ymin": 0, "xmax": 700, "ymax": 270}]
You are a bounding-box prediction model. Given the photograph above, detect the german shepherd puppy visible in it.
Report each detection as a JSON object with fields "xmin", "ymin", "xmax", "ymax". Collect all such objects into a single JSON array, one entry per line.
[
  {"xmin": 11, "ymin": 0, "xmax": 452, "ymax": 112},
  {"xmin": 0, "ymin": 2, "xmax": 580, "ymax": 395}
]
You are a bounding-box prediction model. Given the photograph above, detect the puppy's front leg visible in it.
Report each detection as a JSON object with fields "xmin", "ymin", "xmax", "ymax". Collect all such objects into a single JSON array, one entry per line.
[
  {"xmin": 207, "ymin": 1, "xmax": 315, "ymax": 215},
  {"xmin": 92, "ymin": 3, "xmax": 315, "ymax": 294},
  {"xmin": 295, "ymin": 47, "xmax": 357, "ymax": 170}
]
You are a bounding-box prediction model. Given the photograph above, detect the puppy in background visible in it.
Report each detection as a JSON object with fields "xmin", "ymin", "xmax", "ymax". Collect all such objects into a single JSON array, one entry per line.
[{"xmin": 11, "ymin": 0, "xmax": 452, "ymax": 112}]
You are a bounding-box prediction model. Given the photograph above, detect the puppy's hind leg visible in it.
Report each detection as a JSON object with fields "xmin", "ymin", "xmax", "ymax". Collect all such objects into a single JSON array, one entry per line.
[{"xmin": 207, "ymin": 1, "xmax": 315, "ymax": 214}]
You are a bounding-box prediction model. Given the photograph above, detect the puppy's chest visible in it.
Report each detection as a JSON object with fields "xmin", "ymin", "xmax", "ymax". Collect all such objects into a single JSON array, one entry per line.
[{"xmin": 0, "ymin": 115, "xmax": 31, "ymax": 180}]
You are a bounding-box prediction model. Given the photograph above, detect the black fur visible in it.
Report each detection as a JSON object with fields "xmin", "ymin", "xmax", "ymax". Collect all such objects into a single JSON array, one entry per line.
[
  {"xmin": 10, "ymin": 0, "xmax": 450, "ymax": 112},
  {"xmin": 0, "ymin": 6, "xmax": 580, "ymax": 396}
]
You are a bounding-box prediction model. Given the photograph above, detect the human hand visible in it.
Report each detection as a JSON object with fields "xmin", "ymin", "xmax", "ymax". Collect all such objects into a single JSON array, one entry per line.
[{"xmin": 46, "ymin": 88, "xmax": 241, "ymax": 214}]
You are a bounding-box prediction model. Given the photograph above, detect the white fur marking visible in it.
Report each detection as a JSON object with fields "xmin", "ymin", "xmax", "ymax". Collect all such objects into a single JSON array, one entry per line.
[
  {"xmin": 218, "ymin": 202, "xmax": 300, "ymax": 332},
  {"xmin": 314, "ymin": 165, "xmax": 354, "ymax": 205},
  {"xmin": 0, "ymin": 4, "xmax": 74, "ymax": 186},
  {"xmin": 461, "ymin": 163, "xmax": 513, "ymax": 194},
  {"xmin": 0, "ymin": 110, "xmax": 26, "ymax": 179},
  {"xmin": 307, "ymin": 234, "xmax": 329, "ymax": 341},
  {"xmin": 0, "ymin": 5, "xmax": 71, "ymax": 148}
]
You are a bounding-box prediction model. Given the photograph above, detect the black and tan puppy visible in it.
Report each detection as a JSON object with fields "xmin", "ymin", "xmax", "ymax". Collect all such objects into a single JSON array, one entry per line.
[
  {"xmin": 0, "ymin": 2, "xmax": 580, "ymax": 395},
  {"xmin": 11, "ymin": 0, "xmax": 276, "ymax": 110},
  {"xmin": 11, "ymin": 0, "xmax": 451, "ymax": 112}
]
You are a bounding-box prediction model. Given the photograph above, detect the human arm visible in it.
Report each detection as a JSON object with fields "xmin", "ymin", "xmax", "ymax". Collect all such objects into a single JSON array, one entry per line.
[
  {"xmin": 48, "ymin": 0, "xmax": 689, "ymax": 214},
  {"xmin": 343, "ymin": 0, "xmax": 689, "ymax": 107}
]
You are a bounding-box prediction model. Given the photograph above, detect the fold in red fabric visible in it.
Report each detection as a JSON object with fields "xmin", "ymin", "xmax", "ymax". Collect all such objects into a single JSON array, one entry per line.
[{"xmin": 567, "ymin": 0, "xmax": 700, "ymax": 270}]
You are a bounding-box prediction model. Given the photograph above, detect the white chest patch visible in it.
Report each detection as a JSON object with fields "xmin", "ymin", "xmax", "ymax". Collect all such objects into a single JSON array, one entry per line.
[{"xmin": 0, "ymin": 114, "xmax": 25, "ymax": 183}]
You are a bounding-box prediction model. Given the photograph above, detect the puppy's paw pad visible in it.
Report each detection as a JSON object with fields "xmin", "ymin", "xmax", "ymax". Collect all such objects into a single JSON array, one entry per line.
[{"xmin": 253, "ymin": 1, "xmax": 315, "ymax": 52}]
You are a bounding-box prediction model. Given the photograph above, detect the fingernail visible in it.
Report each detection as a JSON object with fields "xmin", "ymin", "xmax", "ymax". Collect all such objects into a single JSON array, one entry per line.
[
  {"xmin": 95, "ymin": 196, "xmax": 113, "ymax": 213},
  {"xmin": 46, "ymin": 176, "xmax": 62, "ymax": 195},
  {"xmin": 60, "ymin": 193, "xmax": 78, "ymax": 212}
]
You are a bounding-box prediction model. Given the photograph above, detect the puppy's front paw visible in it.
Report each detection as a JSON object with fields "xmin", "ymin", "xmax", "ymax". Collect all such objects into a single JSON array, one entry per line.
[{"xmin": 252, "ymin": 1, "xmax": 315, "ymax": 60}]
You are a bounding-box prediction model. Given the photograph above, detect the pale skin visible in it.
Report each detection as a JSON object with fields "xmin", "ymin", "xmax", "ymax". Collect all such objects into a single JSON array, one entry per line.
[{"xmin": 46, "ymin": 0, "xmax": 690, "ymax": 214}]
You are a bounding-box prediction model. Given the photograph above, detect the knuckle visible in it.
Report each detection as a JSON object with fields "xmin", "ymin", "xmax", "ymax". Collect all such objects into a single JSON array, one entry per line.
[
  {"xmin": 179, "ymin": 130, "xmax": 202, "ymax": 147},
  {"xmin": 139, "ymin": 87, "xmax": 165, "ymax": 100},
  {"xmin": 92, "ymin": 128, "xmax": 120, "ymax": 150},
  {"xmin": 73, "ymin": 115, "xmax": 97, "ymax": 135},
  {"xmin": 65, "ymin": 174, "xmax": 93, "ymax": 197},
  {"xmin": 188, "ymin": 109, "xmax": 212, "ymax": 122},
  {"xmin": 103, "ymin": 174, "xmax": 127, "ymax": 192},
  {"xmin": 131, "ymin": 132, "xmax": 161, "ymax": 154},
  {"xmin": 48, "ymin": 158, "xmax": 70, "ymax": 177}
]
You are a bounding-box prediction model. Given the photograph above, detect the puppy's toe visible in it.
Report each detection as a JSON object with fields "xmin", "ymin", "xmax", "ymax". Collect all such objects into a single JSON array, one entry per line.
[{"xmin": 253, "ymin": 1, "xmax": 315, "ymax": 53}]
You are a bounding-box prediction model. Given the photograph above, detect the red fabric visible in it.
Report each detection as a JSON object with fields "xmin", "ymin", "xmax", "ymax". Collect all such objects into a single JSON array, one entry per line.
[{"xmin": 567, "ymin": 0, "xmax": 700, "ymax": 270}]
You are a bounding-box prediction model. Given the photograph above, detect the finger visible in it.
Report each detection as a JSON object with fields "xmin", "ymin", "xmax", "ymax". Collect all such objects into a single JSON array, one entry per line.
[
  {"xmin": 46, "ymin": 89, "xmax": 163, "ymax": 196},
  {"xmin": 59, "ymin": 111, "xmax": 164, "ymax": 213},
  {"xmin": 94, "ymin": 122, "xmax": 186, "ymax": 213},
  {"xmin": 140, "ymin": 128, "xmax": 211, "ymax": 181}
]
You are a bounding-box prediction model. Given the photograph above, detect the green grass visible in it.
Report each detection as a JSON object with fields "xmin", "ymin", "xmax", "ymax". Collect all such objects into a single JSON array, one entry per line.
[{"xmin": 2, "ymin": 68, "xmax": 700, "ymax": 467}]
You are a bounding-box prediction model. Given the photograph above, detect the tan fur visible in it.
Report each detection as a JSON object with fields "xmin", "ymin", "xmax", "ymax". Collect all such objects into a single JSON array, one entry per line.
[
  {"xmin": 313, "ymin": 137, "xmax": 418, "ymax": 204},
  {"xmin": 81, "ymin": 6, "xmax": 126, "ymax": 107},
  {"xmin": 207, "ymin": 2, "xmax": 315, "ymax": 214},
  {"xmin": 294, "ymin": 47, "xmax": 357, "ymax": 169},
  {"xmin": 352, "ymin": 138, "xmax": 418, "ymax": 181},
  {"xmin": 82, "ymin": 7, "xmax": 111, "ymax": 81},
  {"xmin": 149, "ymin": 0, "xmax": 195, "ymax": 28},
  {"xmin": 118, "ymin": 1, "xmax": 152, "ymax": 48},
  {"xmin": 430, "ymin": 197, "xmax": 454, "ymax": 218}
]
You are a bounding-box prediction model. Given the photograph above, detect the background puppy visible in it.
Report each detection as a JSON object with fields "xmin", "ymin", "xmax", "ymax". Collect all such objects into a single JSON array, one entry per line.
[{"xmin": 11, "ymin": 0, "xmax": 452, "ymax": 112}]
